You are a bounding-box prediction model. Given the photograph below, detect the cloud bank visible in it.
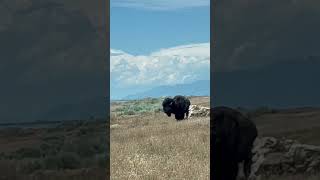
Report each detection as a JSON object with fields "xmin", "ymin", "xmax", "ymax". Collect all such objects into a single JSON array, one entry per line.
[
  {"xmin": 110, "ymin": 43, "xmax": 210, "ymax": 98},
  {"xmin": 111, "ymin": 0, "xmax": 209, "ymax": 10}
]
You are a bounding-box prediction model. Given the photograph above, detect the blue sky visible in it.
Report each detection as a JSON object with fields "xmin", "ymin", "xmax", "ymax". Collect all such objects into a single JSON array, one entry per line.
[
  {"xmin": 110, "ymin": 0, "xmax": 210, "ymax": 99},
  {"xmin": 110, "ymin": 0, "xmax": 210, "ymax": 55}
]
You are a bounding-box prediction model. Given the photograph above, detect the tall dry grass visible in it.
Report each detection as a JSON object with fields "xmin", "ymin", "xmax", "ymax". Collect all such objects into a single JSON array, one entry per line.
[
  {"xmin": 111, "ymin": 97, "xmax": 320, "ymax": 180},
  {"xmin": 111, "ymin": 112, "xmax": 210, "ymax": 180}
]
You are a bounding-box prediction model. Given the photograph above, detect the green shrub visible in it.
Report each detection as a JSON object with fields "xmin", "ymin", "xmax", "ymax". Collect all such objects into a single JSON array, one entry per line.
[
  {"xmin": 42, "ymin": 156, "xmax": 61, "ymax": 170},
  {"xmin": 58, "ymin": 152, "xmax": 81, "ymax": 169},
  {"xmin": 41, "ymin": 135, "xmax": 64, "ymax": 155},
  {"xmin": 42, "ymin": 152, "xmax": 81, "ymax": 170},
  {"xmin": 124, "ymin": 110, "xmax": 135, "ymax": 115},
  {"xmin": 77, "ymin": 126, "xmax": 97, "ymax": 136},
  {"xmin": 19, "ymin": 159, "xmax": 42, "ymax": 174},
  {"xmin": 40, "ymin": 141, "xmax": 62, "ymax": 156},
  {"xmin": 13, "ymin": 147, "xmax": 42, "ymax": 159},
  {"xmin": 114, "ymin": 98, "xmax": 163, "ymax": 116},
  {"xmin": 93, "ymin": 140, "xmax": 108, "ymax": 154},
  {"xmin": 96, "ymin": 154, "xmax": 108, "ymax": 168},
  {"xmin": 0, "ymin": 152, "xmax": 6, "ymax": 160},
  {"xmin": 62, "ymin": 137, "xmax": 102, "ymax": 158}
]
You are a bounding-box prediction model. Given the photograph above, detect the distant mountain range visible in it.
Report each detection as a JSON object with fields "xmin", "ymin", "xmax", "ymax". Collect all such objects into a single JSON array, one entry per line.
[{"xmin": 123, "ymin": 80, "xmax": 210, "ymax": 100}]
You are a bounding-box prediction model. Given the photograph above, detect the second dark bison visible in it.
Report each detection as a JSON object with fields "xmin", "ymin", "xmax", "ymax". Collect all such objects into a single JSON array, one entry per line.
[
  {"xmin": 211, "ymin": 106, "xmax": 258, "ymax": 180},
  {"xmin": 162, "ymin": 95, "xmax": 191, "ymax": 120}
]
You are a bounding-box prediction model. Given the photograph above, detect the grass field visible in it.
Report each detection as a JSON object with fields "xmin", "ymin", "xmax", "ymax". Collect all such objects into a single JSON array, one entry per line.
[
  {"xmin": 111, "ymin": 96, "xmax": 320, "ymax": 180},
  {"xmin": 111, "ymin": 96, "xmax": 210, "ymax": 180},
  {"xmin": 2, "ymin": 96, "xmax": 320, "ymax": 179}
]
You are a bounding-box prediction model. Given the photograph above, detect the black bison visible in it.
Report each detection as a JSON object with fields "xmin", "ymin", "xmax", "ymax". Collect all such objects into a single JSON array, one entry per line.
[
  {"xmin": 211, "ymin": 106, "xmax": 258, "ymax": 180},
  {"xmin": 162, "ymin": 95, "xmax": 191, "ymax": 121}
]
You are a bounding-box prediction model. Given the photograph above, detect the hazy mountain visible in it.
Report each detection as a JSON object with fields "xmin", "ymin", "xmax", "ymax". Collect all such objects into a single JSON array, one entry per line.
[{"xmin": 123, "ymin": 80, "xmax": 209, "ymax": 100}]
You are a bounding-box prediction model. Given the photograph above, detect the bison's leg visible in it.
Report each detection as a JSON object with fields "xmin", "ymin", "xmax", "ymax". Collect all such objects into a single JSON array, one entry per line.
[
  {"xmin": 225, "ymin": 161, "xmax": 239, "ymax": 180},
  {"xmin": 233, "ymin": 160, "xmax": 240, "ymax": 180},
  {"xmin": 243, "ymin": 148, "xmax": 253, "ymax": 179},
  {"xmin": 217, "ymin": 149, "xmax": 239, "ymax": 180}
]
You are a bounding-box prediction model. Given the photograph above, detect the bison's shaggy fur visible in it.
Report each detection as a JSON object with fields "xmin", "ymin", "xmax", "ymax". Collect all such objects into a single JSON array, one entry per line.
[
  {"xmin": 162, "ymin": 95, "xmax": 191, "ymax": 121},
  {"xmin": 211, "ymin": 106, "xmax": 258, "ymax": 180}
]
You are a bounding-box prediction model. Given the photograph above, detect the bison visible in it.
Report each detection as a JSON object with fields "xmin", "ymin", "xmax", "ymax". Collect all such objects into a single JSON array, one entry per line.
[
  {"xmin": 162, "ymin": 95, "xmax": 191, "ymax": 121},
  {"xmin": 211, "ymin": 106, "xmax": 258, "ymax": 180}
]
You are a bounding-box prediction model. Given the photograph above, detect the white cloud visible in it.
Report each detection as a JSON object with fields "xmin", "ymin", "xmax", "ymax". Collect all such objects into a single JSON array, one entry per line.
[
  {"xmin": 111, "ymin": 0, "xmax": 209, "ymax": 10},
  {"xmin": 110, "ymin": 42, "xmax": 210, "ymax": 89}
]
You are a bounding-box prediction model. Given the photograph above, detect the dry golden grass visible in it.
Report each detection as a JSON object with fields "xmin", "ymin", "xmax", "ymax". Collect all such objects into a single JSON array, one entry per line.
[
  {"xmin": 111, "ymin": 111, "xmax": 210, "ymax": 180},
  {"xmin": 188, "ymin": 96, "xmax": 210, "ymax": 107}
]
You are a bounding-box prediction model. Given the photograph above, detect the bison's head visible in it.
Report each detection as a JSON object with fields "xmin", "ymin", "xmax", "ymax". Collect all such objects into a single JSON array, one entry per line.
[{"xmin": 162, "ymin": 97, "xmax": 174, "ymax": 117}]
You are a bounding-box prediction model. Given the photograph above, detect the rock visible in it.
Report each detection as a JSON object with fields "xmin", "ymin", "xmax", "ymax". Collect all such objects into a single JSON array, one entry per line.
[
  {"xmin": 110, "ymin": 124, "xmax": 121, "ymax": 129},
  {"xmin": 249, "ymin": 137, "xmax": 320, "ymax": 179},
  {"xmin": 188, "ymin": 105, "xmax": 210, "ymax": 118}
]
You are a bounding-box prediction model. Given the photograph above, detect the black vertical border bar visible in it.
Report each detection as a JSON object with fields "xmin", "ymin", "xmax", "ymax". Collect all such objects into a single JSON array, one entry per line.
[
  {"xmin": 210, "ymin": 0, "xmax": 216, "ymax": 179},
  {"xmin": 106, "ymin": 0, "xmax": 110, "ymax": 178}
]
